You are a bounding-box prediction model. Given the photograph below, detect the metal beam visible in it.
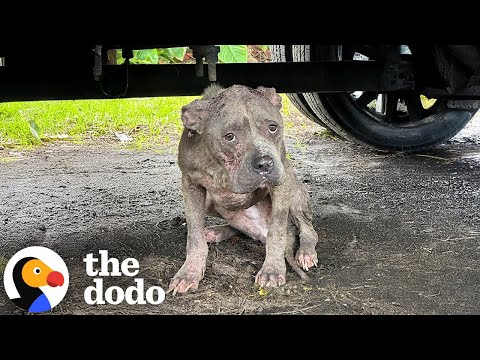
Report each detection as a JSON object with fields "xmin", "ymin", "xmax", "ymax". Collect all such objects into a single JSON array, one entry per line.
[
  {"xmin": 423, "ymin": 88, "xmax": 480, "ymax": 100},
  {"xmin": 0, "ymin": 61, "xmax": 414, "ymax": 102}
]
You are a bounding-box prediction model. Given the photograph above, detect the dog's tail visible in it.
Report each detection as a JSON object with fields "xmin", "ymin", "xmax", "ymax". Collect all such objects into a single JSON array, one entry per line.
[{"xmin": 202, "ymin": 83, "xmax": 224, "ymax": 99}]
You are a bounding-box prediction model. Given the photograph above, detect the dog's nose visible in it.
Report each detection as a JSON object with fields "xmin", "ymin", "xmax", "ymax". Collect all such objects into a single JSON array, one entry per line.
[{"xmin": 253, "ymin": 155, "xmax": 274, "ymax": 173}]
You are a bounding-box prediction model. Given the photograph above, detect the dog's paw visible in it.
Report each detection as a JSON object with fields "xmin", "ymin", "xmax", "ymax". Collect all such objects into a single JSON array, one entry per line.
[
  {"xmin": 168, "ymin": 264, "xmax": 205, "ymax": 296},
  {"xmin": 295, "ymin": 247, "xmax": 318, "ymax": 271},
  {"xmin": 255, "ymin": 261, "xmax": 287, "ymax": 288},
  {"xmin": 204, "ymin": 225, "xmax": 239, "ymax": 243},
  {"xmin": 204, "ymin": 228, "xmax": 220, "ymax": 242}
]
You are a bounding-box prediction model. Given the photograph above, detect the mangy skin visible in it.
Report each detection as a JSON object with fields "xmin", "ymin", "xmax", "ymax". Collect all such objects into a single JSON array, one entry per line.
[{"xmin": 168, "ymin": 84, "xmax": 319, "ymax": 295}]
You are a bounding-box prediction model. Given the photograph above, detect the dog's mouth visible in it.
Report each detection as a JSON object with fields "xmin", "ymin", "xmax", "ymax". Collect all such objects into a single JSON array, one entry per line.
[
  {"xmin": 258, "ymin": 174, "xmax": 277, "ymax": 188},
  {"xmin": 230, "ymin": 172, "xmax": 283, "ymax": 194}
]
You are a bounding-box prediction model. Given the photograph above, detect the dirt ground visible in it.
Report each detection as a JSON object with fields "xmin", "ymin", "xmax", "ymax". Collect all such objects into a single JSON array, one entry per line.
[{"xmin": 1, "ymin": 117, "xmax": 480, "ymax": 315}]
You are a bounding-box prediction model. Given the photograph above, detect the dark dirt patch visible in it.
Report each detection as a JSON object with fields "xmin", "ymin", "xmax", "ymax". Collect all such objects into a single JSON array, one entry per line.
[{"xmin": 1, "ymin": 132, "xmax": 480, "ymax": 315}]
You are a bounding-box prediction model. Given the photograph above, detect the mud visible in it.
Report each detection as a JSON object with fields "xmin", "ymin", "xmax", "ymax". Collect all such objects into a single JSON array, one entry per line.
[{"xmin": 1, "ymin": 117, "xmax": 479, "ymax": 315}]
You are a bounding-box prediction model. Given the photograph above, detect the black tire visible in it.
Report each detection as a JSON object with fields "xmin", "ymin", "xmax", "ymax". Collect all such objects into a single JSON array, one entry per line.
[
  {"xmin": 270, "ymin": 45, "xmax": 330, "ymax": 129},
  {"xmin": 272, "ymin": 45, "xmax": 476, "ymax": 152}
]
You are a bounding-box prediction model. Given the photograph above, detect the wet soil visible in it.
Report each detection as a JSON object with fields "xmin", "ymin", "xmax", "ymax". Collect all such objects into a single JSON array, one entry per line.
[{"xmin": 1, "ymin": 119, "xmax": 479, "ymax": 315}]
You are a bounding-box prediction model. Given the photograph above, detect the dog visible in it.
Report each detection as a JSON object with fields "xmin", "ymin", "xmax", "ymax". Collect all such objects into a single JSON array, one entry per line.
[{"xmin": 169, "ymin": 84, "xmax": 318, "ymax": 294}]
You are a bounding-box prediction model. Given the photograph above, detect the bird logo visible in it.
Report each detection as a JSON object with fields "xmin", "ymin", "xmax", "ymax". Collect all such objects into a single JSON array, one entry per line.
[{"xmin": 3, "ymin": 246, "xmax": 69, "ymax": 313}]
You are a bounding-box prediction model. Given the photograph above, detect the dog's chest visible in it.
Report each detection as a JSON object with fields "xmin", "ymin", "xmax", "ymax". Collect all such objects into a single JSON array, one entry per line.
[{"xmin": 205, "ymin": 185, "xmax": 268, "ymax": 211}]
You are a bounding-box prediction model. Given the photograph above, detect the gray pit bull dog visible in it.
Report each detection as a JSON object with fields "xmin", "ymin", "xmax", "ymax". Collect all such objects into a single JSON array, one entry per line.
[{"xmin": 168, "ymin": 84, "xmax": 319, "ymax": 294}]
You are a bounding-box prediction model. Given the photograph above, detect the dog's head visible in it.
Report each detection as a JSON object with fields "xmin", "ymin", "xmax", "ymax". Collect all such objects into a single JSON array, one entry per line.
[{"xmin": 181, "ymin": 85, "xmax": 287, "ymax": 194}]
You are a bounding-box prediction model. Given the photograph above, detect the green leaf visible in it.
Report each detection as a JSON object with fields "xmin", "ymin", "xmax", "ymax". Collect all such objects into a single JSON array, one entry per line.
[
  {"xmin": 258, "ymin": 45, "xmax": 269, "ymax": 51},
  {"xmin": 130, "ymin": 58, "xmax": 156, "ymax": 65},
  {"xmin": 257, "ymin": 287, "xmax": 269, "ymax": 297},
  {"xmin": 170, "ymin": 47, "xmax": 187, "ymax": 61},
  {"xmin": 157, "ymin": 49, "xmax": 175, "ymax": 63},
  {"xmin": 218, "ymin": 45, "xmax": 248, "ymax": 63},
  {"xmin": 116, "ymin": 49, "xmax": 125, "ymax": 65},
  {"xmin": 158, "ymin": 50, "xmax": 173, "ymax": 63},
  {"xmin": 27, "ymin": 120, "xmax": 42, "ymax": 140},
  {"xmin": 133, "ymin": 49, "xmax": 159, "ymax": 64},
  {"xmin": 157, "ymin": 47, "xmax": 188, "ymax": 63},
  {"xmin": 116, "ymin": 48, "xmax": 162, "ymax": 65}
]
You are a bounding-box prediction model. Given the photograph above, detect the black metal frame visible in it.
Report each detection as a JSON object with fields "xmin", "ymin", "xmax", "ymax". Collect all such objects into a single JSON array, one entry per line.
[{"xmin": 0, "ymin": 61, "xmax": 414, "ymax": 102}]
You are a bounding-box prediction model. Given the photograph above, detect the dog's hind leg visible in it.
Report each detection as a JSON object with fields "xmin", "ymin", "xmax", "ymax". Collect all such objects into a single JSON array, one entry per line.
[
  {"xmin": 289, "ymin": 181, "xmax": 319, "ymax": 271},
  {"xmin": 296, "ymin": 219, "xmax": 318, "ymax": 271},
  {"xmin": 285, "ymin": 219, "xmax": 309, "ymax": 281}
]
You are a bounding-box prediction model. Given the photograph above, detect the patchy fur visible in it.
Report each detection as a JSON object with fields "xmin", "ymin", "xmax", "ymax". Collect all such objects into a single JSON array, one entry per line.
[{"xmin": 169, "ymin": 84, "xmax": 318, "ymax": 295}]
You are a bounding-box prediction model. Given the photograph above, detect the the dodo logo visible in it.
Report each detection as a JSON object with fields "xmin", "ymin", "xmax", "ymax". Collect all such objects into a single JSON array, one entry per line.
[{"xmin": 3, "ymin": 246, "xmax": 69, "ymax": 313}]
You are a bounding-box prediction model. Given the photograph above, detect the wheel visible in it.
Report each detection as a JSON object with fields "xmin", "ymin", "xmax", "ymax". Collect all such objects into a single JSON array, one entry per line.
[
  {"xmin": 272, "ymin": 45, "xmax": 477, "ymax": 152},
  {"xmin": 270, "ymin": 45, "xmax": 330, "ymax": 129}
]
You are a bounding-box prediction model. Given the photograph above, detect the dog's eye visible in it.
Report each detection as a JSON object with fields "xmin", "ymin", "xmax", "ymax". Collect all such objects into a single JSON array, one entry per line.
[
  {"xmin": 224, "ymin": 133, "xmax": 236, "ymax": 142},
  {"xmin": 268, "ymin": 124, "xmax": 278, "ymax": 133}
]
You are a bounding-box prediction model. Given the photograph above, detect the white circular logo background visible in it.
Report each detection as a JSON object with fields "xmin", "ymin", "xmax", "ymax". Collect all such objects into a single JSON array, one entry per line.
[{"xmin": 3, "ymin": 246, "xmax": 69, "ymax": 311}]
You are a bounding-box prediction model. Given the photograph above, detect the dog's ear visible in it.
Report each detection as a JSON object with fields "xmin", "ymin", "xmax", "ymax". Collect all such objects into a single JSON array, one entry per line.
[
  {"xmin": 255, "ymin": 86, "xmax": 282, "ymax": 110},
  {"xmin": 181, "ymin": 99, "xmax": 210, "ymax": 134}
]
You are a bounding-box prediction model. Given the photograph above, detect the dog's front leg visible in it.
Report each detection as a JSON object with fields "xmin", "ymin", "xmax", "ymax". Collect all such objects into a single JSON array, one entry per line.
[
  {"xmin": 255, "ymin": 181, "xmax": 290, "ymax": 288},
  {"xmin": 168, "ymin": 174, "xmax": 207, "ymax": 295}
]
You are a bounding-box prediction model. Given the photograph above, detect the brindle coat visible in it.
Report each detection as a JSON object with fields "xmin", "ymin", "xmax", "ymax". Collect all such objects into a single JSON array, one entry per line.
[{"xmin": 169, "ymin": 85, "xmax": 318, "ymax": 294}]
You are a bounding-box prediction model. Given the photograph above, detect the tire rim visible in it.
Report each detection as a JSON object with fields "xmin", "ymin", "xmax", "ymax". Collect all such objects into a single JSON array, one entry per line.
[{"xmin": 324, "ymin": 45, "xmax": 446, "ymax": 128}]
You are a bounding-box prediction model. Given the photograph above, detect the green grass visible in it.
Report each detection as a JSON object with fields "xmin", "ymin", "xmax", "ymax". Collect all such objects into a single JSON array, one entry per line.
[
  {"xmin": 0, "ymin": 97, "xmax": 196, "ymax": 151},
  {"xmin": 0, "ymin": 94, "xmax": 321, "ymax": 153},
  {"xmin": 316, "ymin": 128, "xmax": 337, "ymax": 140}
]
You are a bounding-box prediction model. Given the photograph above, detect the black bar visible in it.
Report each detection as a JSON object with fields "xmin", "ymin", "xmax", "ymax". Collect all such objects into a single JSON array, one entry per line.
[
  {"xmin": 423, "ymin": 88, "xmax": 480, "ymax": 100},
  {"xmin": 0, "ymin": 61, "xmax": 413, "ymax": 102}
]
